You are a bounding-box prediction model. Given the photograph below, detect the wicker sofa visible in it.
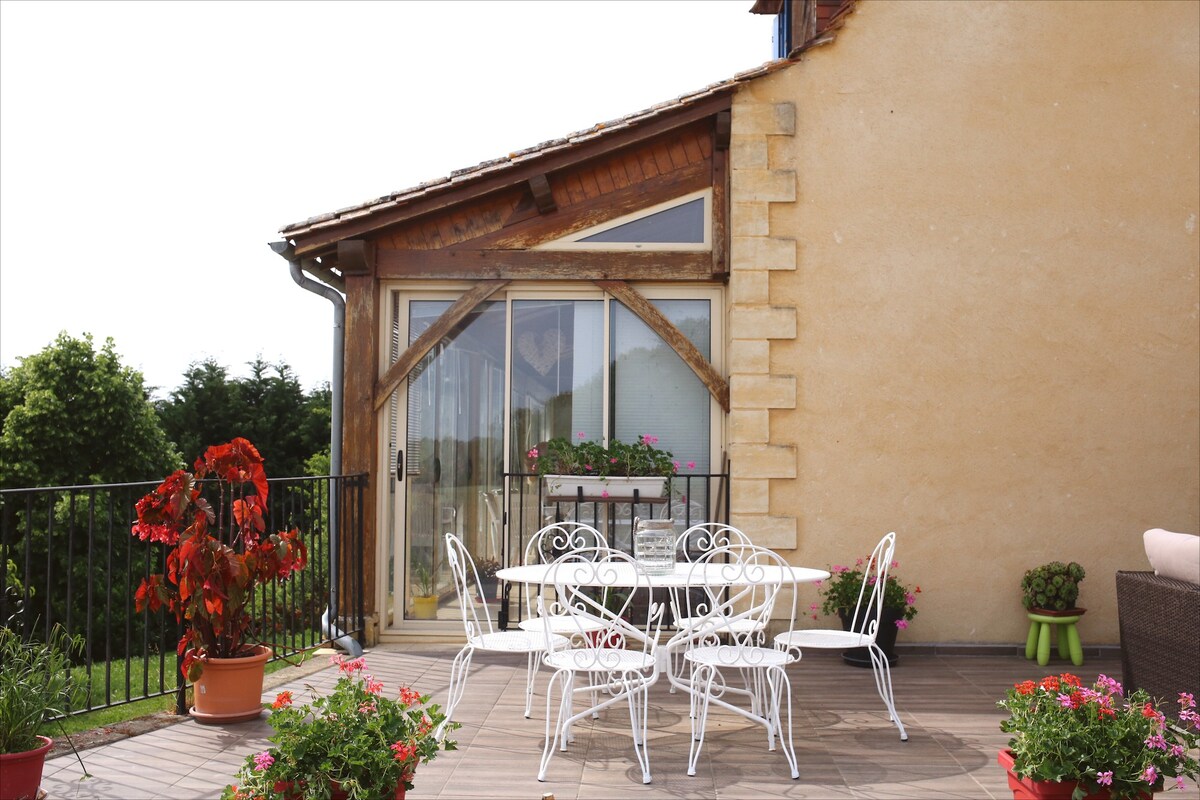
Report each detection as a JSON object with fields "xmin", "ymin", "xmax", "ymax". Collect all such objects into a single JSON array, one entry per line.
[{"xmin": 1115, "ymin": 570, "xmax": 1200, "ymax": 719}]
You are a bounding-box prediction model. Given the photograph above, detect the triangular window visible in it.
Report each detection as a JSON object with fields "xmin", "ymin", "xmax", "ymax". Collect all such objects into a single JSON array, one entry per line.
[{"xmin": 537, "ymin": 190, "xmax": 710, "ymax": 251}]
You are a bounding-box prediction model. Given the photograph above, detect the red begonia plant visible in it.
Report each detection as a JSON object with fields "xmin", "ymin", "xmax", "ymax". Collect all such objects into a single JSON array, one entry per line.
[{"xmin": 131, "ymin": 438, "xmax": 307, "ymax": 680}]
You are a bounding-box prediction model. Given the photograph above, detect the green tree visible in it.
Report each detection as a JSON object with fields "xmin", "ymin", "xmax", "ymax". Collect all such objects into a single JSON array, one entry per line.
[
  {"xmin": 233, "ymin": 358, "xmax": 309, "ymax": 478},
  {"xmin": 157, "ymin": 358, "xmax": 331, "ymax": 477},
  {"xmin": 0, "ymin": 333, "xmax": 181, "ymax": 658},
  {"xmin": 155, "ymin": 358, "xmax": 239, "ymax": 467},
  {"xmin": 0, "ymin": 332, "xmax": 181, "ymax": 488}
]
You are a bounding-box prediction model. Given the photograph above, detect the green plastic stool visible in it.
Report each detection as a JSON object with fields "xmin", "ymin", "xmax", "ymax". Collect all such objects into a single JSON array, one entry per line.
[{"xmin": 1024, "ymin": 609, "xmax": 1085, "ymax": 667}]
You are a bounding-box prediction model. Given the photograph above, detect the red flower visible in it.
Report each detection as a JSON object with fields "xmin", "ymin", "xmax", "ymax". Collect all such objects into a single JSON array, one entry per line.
[
  {"xmin": 391, "ymin": 741, "xmax": 417, "ymax": 763},
  {"xmin": 272, "ymin": 691, "xmax": 293, "ymax": 709}
]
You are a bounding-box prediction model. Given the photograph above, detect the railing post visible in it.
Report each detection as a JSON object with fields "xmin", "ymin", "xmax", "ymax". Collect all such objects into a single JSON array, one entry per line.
[{"xmin": 174, "ymin": 615, "xmax": 187, "ymax": 716}]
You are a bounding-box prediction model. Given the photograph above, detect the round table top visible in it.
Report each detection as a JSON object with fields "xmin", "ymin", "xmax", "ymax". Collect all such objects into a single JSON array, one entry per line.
[{"xmin": 496, "ymin": 560, "xmax": 829, "ymax": 588}]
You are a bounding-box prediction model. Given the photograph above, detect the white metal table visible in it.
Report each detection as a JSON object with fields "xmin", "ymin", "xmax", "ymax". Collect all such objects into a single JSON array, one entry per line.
[{"xmin": 497, "ymin": 559, "xmax": 829, "ymax": 682}]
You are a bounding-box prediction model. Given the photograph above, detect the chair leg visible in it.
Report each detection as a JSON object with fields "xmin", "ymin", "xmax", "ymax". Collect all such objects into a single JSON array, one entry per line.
[
  {"xmin": 538, "ymin": 669, "xmax": 570, "ymax": 782},
  {"xmin": 766, "ymin": 665, "xmax": 799, "ymax": 779},
  {"xmin": 524, "ymin": 650, "xmax": 541, "ymax": 719},
  {"xmin": 627, "ymin": 679, "xmax": 653, "ymax": 784},
  {"xmin": 437, "ymin": 644, "xmax": 473, "ymax": 739},
  {"xmin": 687, "ymin": 664, "xmax": 716, "ymax": 777},
  {"xmin": 867, "ymin": 643, "xmax": 908, "ymax": 741}
]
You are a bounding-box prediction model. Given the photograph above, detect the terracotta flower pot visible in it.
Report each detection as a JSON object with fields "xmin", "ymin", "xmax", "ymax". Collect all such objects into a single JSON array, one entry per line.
[
  {"xmin": 0, "ymin": 735, "xmax": 53, "ymax": 800},
  {"xmin": 189, "ymin": 645, "xmax": 272, "ymax": 725},
  {"xmin": 997, "ymin": 749, "xmax": 1155, "ymax": 799},
  {"xmin": 331, "ymin": 779, "xmax": 406, "ymax": 799}
]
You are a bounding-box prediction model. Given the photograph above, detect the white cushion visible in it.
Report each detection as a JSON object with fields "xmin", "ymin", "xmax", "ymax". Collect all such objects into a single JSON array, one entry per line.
[{"xmin": 1143, "ymin": 528, "xmax": 1200, "ymax": 585}]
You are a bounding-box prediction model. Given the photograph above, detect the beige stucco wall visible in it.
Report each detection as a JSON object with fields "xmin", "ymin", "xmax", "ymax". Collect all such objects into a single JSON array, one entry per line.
[{"xmin": 728, "ymin": 0, "xmax": 1200, "ymax": 645}]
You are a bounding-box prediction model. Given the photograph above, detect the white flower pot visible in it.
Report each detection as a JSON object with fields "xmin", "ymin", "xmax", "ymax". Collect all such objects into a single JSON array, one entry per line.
[{"xmin": 544, "ymin": 475, "xmax": 667, "ymax": 499}]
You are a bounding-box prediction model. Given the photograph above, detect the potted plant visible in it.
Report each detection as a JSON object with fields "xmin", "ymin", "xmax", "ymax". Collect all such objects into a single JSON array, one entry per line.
[
  {"xmin": 0, "ymin": 625, "xmax": 87, "ymax": 800},
  {"xmin": 131, "ymin": 437, "xmax": 308, "ymax": 724},
  {"xmin": 814, "ymin": 556, "xmax": 919, "ymax": 667},
  {"xmin": 410, "ymin": 561, "xmax": 438, "ymax": 620},
  {"xmin": 1022, "ymin": 561, "xmax": 1086, "ymax": 612},
  {"xmin": 997, "ymin": 671, "xmax": 1200, "ymax": 799},
  {"xmin": 528, "ymin": 432, "xmax": 685, "ymax": 499},
  {"xmin": 472, "ymin": 555, "xmax": 501, "ymax": 602},
  {"xmin": 222, "ymin": 655, "xmax": 459, "ymax": 800}
]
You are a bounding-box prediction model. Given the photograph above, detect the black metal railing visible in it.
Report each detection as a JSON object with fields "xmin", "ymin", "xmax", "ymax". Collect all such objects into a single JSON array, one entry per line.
[
  {"xmin": 498, "ymin": 469, "xmax": 730, "ymax": 629},
  {"xmin": 0, "ymin": 474, "xmax": 367, "ymax": 717}
]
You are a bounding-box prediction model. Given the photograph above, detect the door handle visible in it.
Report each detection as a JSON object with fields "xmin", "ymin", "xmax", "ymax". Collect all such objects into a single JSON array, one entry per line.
[{"xmin": 396, "ymin": 449, "xmax": 405, "ymax": 481}]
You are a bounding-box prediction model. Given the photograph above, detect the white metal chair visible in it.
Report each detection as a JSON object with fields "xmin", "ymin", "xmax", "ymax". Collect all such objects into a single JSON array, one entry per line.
[
  {"xmin": 773, "ymin": 531, "xmax": 908, "ymax": 741},
  {"xmin": 537, "ymin": 547, "xmax": 663, "ymax": 784},
  {"xmin": 518, "ymin": 522, "xmax": 607, "ymax": 641},
  {"xmin": 667, "ymin": 524, "xmax": 763, "ymax": 689},
  {"xmin": 677, "ymin": 544, "xmax": 800, "ymax": 778},
  {"xmin": 439, "ymin": 533, "xmax": 569, "ymax": 735}
]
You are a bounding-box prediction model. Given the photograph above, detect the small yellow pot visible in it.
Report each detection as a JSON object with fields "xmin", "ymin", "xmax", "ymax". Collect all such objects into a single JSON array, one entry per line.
[{"xmin": 411, "ymin": 595, "xmax": 439, "ymax": 619}]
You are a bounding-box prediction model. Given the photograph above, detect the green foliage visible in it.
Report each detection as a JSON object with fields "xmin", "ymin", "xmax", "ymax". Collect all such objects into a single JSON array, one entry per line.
[
  {"xmin": 998, "ymin": 673, "xmax": 1200, "ymax": 798},
  {"xmin": 154, "ymin": 359, "xmax": 240, "ymax": 469},
  {"xmin": 156, "ymin": 358, "xmax": 331, "ymax": 480},
  {"xmin": 412, "ymin": 561, "xmax": 436, "ymax": 597},
  {"xmin": 0, "ymin": 332, "xmax": 181, "ymax": 488},
  {"xmin": 0, "ymin": 624, "xmax": 88, "ymax": 753},
  {"xmin": 222, "ymin": 656, "xmax": 458, "ymax": 799},
  {"xmin": 816, "ymin": 557, "xmax": 919, "ymax": 624},
  {"xmin": 526, "ymin": 433, "xmax": 676, "ymax": 478},
  {"xmin": 1021, "ymin": 561, "xmax": 1086, "ymax": 611}
]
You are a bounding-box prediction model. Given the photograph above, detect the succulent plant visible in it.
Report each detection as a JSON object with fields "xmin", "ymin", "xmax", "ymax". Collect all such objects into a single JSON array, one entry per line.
[{"xmin": 1020, "ymin": 561, "xmax": 1086, "ymax": 611}]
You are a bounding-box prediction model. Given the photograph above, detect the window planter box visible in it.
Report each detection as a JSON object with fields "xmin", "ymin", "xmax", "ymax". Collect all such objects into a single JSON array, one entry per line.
[{"xmin": 543, "ymin": 475, "xmax": 667, "ymax": 500}]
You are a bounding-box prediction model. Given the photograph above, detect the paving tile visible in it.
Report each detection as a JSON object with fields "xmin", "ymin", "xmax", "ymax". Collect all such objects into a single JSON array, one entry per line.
[{"xmin": 26, "ymin": 646, "xmax": 1130, "ymax": 799}]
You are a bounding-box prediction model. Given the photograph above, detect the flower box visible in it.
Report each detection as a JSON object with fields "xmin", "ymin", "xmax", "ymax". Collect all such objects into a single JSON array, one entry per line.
[
  {"xmin": 997, "ymin": 749, "xmax": 1156, "ymax": 799},
  {"xmin": 543, "ymin": 475, "xmax": 667, "ymax": 499}
]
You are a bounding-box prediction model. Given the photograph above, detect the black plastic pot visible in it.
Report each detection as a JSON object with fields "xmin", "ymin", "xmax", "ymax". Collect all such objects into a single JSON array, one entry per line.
[{"xmin": 838, "ymin": 606, "xmax": 902, "ymax": 668}]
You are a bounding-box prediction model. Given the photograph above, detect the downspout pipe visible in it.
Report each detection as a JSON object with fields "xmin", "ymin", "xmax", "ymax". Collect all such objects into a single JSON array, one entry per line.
[{"xmin": 269, "ymin": 240, "xmax": 362, "ymax": 658}]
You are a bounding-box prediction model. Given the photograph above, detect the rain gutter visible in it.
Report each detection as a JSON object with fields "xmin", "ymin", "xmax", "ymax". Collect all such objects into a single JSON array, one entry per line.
[{"xmin": 269, "ymin": 240, "xmax": 362, "ymax": 658}]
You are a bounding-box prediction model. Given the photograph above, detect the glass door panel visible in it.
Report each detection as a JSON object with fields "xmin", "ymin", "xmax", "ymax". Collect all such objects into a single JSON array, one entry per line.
[
  {"xmin": 611, "ymin": 299, "xmax": 712, "ymax": 522},
  {"xmin": 401, "ymin": 300, "xmax": 505, "ymax": 622},
  {"xmin": 509, "ymin": 300, "xmax": 605, "ymax": 463}
]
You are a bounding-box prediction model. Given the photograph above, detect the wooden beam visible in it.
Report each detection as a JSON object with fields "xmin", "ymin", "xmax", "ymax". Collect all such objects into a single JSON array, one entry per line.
[
  {"xmin": 456, "ymin": 159, "xmax": 709, "ymax": 251},
  {"xmin": 594, "ymin": 280, "xmax": 730, "ymax": 413},
  {"xmin": 528, "ymin": 174, "xmax": 557, "ymax": 214},
  {"xmin": 376, "ymin": 249, "xmax": 714, "ymax": 281},
  {"xmin": 301, "ymin": 260, "xmax": 345, "ymax": 293},
  {"xmin": 342, "ymin": 273, "xmax": 378, "ymax": 616},
  {"xmin": 289, "ymin": 93, "xmax": 733, "ymax": 256},
  {"xmin": 715, "ymin": 111, "xmax": 732, "ymax": 151},
  {"xmin": 372, "ymin": 280, "xmax": 510, "ymax": 410},
  {"xmin": 712, "ymin": 145, "xmax": 729, "ymax": 276},
  {"xmin": 336, "ymin": 239, "xmax": 375, "ymax": 275}
]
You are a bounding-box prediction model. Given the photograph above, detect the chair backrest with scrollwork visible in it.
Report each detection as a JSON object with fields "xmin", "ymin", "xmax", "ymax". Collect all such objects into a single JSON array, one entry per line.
[
  {"xmin": 539, "ymin": 547, "xmax": 663, "ymax": 669},
  {"xmin": 678, "ymin": 544, "xmax": 795, "ymax": 659},
  {"xmin": 522, "ymin": 522, "xmax": 606, "ymax": 622},
  {"xmin": 675, "ymin": 523, "xmax": 754, "ymax": 562},
  {"xmin": 444, "ymin": 532, "xmax": 495, "ymax": 641}
]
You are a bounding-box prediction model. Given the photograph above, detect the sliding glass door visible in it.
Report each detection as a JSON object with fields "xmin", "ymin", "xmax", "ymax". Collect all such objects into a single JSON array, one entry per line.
[{"xmin": 385, "ymin": 286, "xmax": 718, "ymax": 628}]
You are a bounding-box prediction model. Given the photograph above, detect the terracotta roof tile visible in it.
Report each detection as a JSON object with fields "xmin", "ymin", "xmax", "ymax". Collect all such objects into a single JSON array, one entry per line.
[{"xmin": 279, "ymin": 57, "xmax": 796, "ymax": 237}]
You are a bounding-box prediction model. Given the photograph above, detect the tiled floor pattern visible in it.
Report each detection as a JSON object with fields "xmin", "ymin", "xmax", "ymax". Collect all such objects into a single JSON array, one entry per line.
[{"xmin": 39, "ymin": 646, "xmax": 1123, "ymax": 799}]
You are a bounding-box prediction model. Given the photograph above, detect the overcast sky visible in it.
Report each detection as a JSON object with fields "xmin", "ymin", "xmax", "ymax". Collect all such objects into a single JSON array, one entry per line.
[{"xmin": 0, "ymin": 0, "xmax": 774, "ymax": 397}]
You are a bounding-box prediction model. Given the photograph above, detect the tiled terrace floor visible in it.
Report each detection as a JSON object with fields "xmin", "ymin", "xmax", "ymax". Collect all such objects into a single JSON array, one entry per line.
[{"xmin": 40, "ymin": 645, "xmax": 1123, "ymax": 799}]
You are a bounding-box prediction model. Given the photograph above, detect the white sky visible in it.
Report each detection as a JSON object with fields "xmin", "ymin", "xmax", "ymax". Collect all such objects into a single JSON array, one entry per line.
[{"xmin": 0, "ymin": 0, "xmax": 775, "ymax": 397}]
